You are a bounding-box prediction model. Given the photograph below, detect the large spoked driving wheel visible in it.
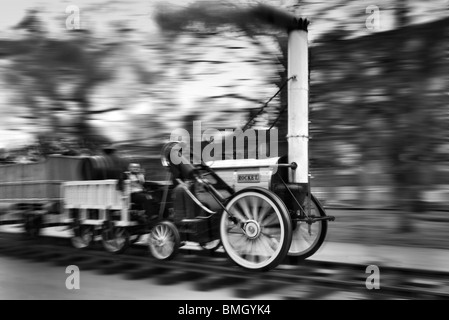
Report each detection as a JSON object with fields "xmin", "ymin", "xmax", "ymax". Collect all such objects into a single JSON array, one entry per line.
[
  {"xmin": 288, "ymin": 194, "xmax": 328, "ymax": 260},
  {"xmin": 220, "ymin": 187, "xmax": 292, "ymax": 271},
  {"xmin": 101, "ymin": 226, "xmax": 130, "ymax": 254},
  {"xmin": 148, "ymin": 221, "xmax": 180, "ymax": 260},
  {"xmin": 71, "ymin": 225, "xmax": 94, "ymax": 249}
]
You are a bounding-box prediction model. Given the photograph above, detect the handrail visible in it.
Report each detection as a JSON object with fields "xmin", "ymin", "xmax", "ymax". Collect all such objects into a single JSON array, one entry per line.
[{"xmin": 210, "ymin": 162, "xmax": 297, "ymax": 170}]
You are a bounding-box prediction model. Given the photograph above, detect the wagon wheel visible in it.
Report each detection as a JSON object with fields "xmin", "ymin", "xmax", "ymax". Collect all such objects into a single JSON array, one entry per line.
[
  {"xmin": 101, "ymin": 226, "xmax": 130, "ymax": 254},
  {"xmin": 71, "ymin": 225, "xmax": 94, "ymax": 249},
  {"xmin": 288, "ymin": 194, "xmax": 328, "ymax": 260},
  {"xmin": 148, "ymin": 221, "xmax": 180, "ymax": 260},
  {"xmin": 220, "ymin": 187, "xmax": 292, "ymax": 271}
]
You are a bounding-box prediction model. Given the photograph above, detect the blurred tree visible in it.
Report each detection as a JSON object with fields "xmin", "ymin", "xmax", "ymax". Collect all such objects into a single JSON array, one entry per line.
[
  {"xmin": 153, "ymin": 2, "xmax": 304, "ymax": 150},
  {"xmin": 0, "ymin": 10, "xmax": 157, "ymax": 150},
  {"xmin": 0, "ymin": 33, "xmax": 112, "ymax": 145},
  {"xmin": 310, "ymin": 8, "xmax": 449, "ymax": 232}
]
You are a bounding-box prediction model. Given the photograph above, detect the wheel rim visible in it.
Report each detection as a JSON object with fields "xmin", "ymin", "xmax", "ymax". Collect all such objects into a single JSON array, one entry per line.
[
  {"xmin": 103, "ymin": 228, "xmax": 128, "ymax": 253},
  {"xmin": 289, "ymin": 197, "xmax": 323, "ymax": 256},
  {"xmin": 72, "ymin": 227, "xmax": 93, "ymax": 249},
  {"xmin": 221, "ymin": 192, "xmax": 286, "ymax": 270},
  {"xmin": 149, "ymin": 224, "xmax": 176, "ymax": 260}
]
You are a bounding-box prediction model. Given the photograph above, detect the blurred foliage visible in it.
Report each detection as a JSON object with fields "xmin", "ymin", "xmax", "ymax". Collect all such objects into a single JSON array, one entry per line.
[{"xmin": 309, "ymin": 18, "xmax": 449, "ymax": 228}]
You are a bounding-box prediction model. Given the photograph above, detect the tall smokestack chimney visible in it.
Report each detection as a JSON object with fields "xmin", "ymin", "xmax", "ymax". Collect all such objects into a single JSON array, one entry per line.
[{"xmin": 287, "ymin": 22, "xmax": 309, "ymax": 185}]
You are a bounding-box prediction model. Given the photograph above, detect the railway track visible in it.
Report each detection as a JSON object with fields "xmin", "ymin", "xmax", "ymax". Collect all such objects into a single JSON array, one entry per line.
[{"xmin": 0, "ymin": 231, "xmax": 448, "ymax": 300}]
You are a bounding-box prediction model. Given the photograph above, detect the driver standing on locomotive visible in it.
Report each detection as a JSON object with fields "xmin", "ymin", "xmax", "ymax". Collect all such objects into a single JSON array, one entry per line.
[
  {"xmin": 125, "ymin": 163, "xmax": 158, "ymax": 222},
  {"xmin": 163, "ymin": 142, "xmax": 203, "ymax": 221}
]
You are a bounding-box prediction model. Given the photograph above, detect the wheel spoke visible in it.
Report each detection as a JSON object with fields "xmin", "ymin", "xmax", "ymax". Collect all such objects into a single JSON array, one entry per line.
[
  {"xmin": 252, "ymin": 238, "xmax": 268, "ymax": 259},
  {"xmin": 290, "ymin": 232, "xmax": 310, "ymax": 252},
  {"xmin": 161, "ymin": 228, "xmax": 167, "ymax": 239},
  {"xmin": 256, "ymin": 200, "xmax": 271, "ymax": 224},
  {"xmin": 258, "ymin": 235, "xmax": 276, "ymax": 257},
  {"xmin": 228, "ymin": 233, "xmax": 250, "ymax": 254},
  {"xmin": 160, "ymin": 228, "xmax": 166, "ymax": 240},
  {"xmin": 261, "ymin": 226, "xmax": 282, "ymax": 238},
  {"xmin": 236, "ymin": 198, "xmax": 252, "ymax": 220},
  {"xmin": 260, "ymin": 213, "xmax": 279, "ymax": 227},
  {"xmin": 299, "ymin": 227, "xmax": 315, "ymax": 244},
  {"xmin": 265, "ymin": 233, "xmax": 280, "ymax": 251},
  {"xmin": 244, "ymin": 241, "xmax": 258, "ymax": 262},
  {"xmin": 251, "ymin": 243, "xmax": 266, "ymax": 263},
  {"xmin": 227, "ymin": 228, "xmax": 245, "ymax": 235},
  {"xmin": 228, "ymin": 206, "xmax": 247, "ymax": 223},
  {"xmin": 156, "ymin": 226, "xmax": 162, "ymax": 238},
  {"xmin": 165, "ymin": 233, "xmax": 174, "ymax": 244},
  {"xmin": 248, "ymin": 196, "xmax": 260, "ymax": 222}
]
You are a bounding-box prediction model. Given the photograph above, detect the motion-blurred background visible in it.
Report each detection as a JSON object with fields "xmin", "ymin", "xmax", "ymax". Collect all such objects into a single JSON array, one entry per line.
[{"xmin": 0, "ymin": 0, "xmax": 448, "ymax": 244}]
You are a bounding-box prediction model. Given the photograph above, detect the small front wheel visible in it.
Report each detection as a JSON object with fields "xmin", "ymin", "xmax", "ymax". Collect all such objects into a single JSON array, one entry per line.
[{"xmin": 148, "ymin": 221, "xmax": 180, "ymax": 260}]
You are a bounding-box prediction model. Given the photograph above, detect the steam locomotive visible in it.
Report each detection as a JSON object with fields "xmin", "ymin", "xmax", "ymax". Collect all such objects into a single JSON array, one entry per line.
[{"xmin": 0, "ymin": 12, "xmax": 335, "ymax": 271}]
